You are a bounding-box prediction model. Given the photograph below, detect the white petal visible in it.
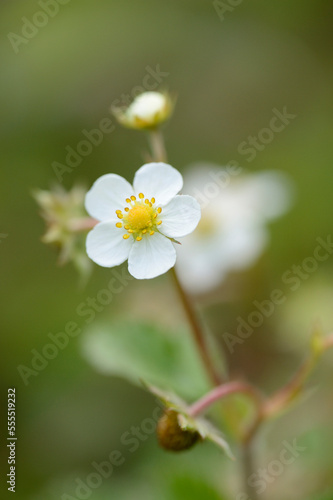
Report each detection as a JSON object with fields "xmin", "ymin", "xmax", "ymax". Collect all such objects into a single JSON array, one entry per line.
[
  {"xmin": 159, "ymin": 195, "xmax": 201, "ymax": 238},
  {"xmin": 85, "ymin": 174, "xmax": 134, "ymax": 221},
  {"xmin": 176, "ymin": 247, "xmax": 225, "ymax": 293},
  {"xmin": 232, "ymin": 171, "xmax": 293, "ymax": 222},
  {"xmin": 223, "ymin": 224, "xmax": 268, "ymax": 269},
  {"xmin": 249, "ymin": 171, "xmax": 294, "ymax": 220},
  {"xmin": 175, "ymin": 222, "xmax": 268, "ymax": 294},
  {"xmin": 128, "ymin": 232, "xmax": 176, "ymax": 279},
  {"xmin": 133, "ymin": 163, "xmax": 183, "ymax": 205},
  {"xmin": 86, "ymin": 221, "xmax": 131, "ymax": 267}
]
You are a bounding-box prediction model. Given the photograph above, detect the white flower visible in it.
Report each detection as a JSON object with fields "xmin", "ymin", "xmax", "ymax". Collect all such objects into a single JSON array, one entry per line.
[
  {"xmin": 176, "ymin": 164, "xmax": 293, "ymax": 293},
  {"xmin": 112, "ymin": 91, "xmax": 173, "ymax": 130},
  {"xmin": 85, "ymin": 162, "xmax": 201, "ymax": 279}
]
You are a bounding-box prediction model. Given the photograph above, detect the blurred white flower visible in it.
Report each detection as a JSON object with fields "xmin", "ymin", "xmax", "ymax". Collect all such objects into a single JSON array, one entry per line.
[
  {"xmin": 85, "ymin": 162, "xmax": 201, "ymax": 280},
  {"xmin": 175, "ymin": 163, "xmax": 293, "ymax": 293},
  {"xmin": 112, "ymin": 91, "xmax": 173, "ymax": 130}
]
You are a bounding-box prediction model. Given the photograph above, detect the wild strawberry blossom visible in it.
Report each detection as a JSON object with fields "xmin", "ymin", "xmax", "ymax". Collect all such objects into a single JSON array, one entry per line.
[
  {"xmin": 176, "ymin": 164, "xmax": 293, "ymax": 293},
  {"xmin": 85, "ymin": 162, "xmax": 201, "ymax": 279}
]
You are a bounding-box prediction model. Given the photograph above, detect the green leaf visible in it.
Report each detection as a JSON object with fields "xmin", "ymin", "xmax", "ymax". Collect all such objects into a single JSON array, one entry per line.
[
  {"xmin": 81, "ymin": 321, "xmax": 211, "ymax": 399},
  {"xmin": 169, "ymin": 475, "xmax": 226, "ymax": 500}
]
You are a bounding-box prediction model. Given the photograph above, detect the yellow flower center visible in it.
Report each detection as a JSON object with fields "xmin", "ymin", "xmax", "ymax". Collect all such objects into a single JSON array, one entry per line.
[
  {"xmin": 115, "ymin": 193, "xmax": 163, "ymax": 241},
  {"xmin": 126, "ymin": 205, "xmax": 153, "ymax": 231}
]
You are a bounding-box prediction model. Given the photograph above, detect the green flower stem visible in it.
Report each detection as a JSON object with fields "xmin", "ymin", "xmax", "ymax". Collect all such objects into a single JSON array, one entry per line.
[
  {"xmin": 171, "ymin": 267, "xmax": 223, "ymax": 387},
  {"xmin": 148, "ymin": 128, "xmax": 167, "ymax": 162},
  {"xmin": 242, "ymin": 442, "xmax": 260, "ymax": 500}
]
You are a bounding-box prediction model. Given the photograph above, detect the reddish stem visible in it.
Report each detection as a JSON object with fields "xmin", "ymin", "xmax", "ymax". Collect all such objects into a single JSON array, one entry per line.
[
  {"xmin": 323, "ymin": 334, "xmax": 333, "ymax": 350},
  {"xmin": 264, "ymin": 332, "xmax": 333, "ymax": 418},
  {"xmin": 67, "ymin": 217, "xmax": 98, "ymax": 232},
  {"xmin": 188, "ymin": 381, "xmax": 263, "ymax": 418}
]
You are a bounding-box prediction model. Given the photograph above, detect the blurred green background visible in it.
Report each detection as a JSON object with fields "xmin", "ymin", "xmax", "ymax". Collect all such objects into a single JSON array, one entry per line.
[{"xmin": 1, "ymin": 0, "xmax": 333, "ymax": 498}]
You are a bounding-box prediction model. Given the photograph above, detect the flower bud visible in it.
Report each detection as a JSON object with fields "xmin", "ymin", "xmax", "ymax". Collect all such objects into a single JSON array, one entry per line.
[
  {"xmin": 156, "ymin": 409, "xmax": 200, "ymax": 452},
  {"xmin": 33, "ymin": 185, "xmax": 93, "ymax": 279},
  {"xmin": 112, "ymin": 91, "xmax": 173, "ymax": 130}
]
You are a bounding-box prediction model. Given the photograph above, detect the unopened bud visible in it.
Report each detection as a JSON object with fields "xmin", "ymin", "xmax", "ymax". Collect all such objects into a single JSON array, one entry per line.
[
  {"xmin": 112, "ymin": 91, "xmax": 173, "ymax": 130},
  {"xmin": 156, "ymin": 409, "xmax": 200, "ymax": 452}
]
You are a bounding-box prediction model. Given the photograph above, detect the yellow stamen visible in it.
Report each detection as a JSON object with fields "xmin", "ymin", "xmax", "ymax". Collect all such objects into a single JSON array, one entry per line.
[
  {"xmin": 126, "ymin": 205, "xmax": 152, "ymax": 231},
  {"xmin": 116, "ymin": 192, "xmax": 161, "ymax": 237}
]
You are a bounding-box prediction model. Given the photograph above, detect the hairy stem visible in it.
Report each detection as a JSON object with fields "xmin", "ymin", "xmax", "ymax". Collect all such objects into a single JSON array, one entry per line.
[
  {"xmin": 171, "ymin": 267, "xmax": 222, "ymax": 386},
  {"xmin": 242, "ymin": 442, "xmax": 260, "ymax": 500},
  {"xmin": 148, "ymin": 128, "xmax": 167, "ymax": 162}
]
